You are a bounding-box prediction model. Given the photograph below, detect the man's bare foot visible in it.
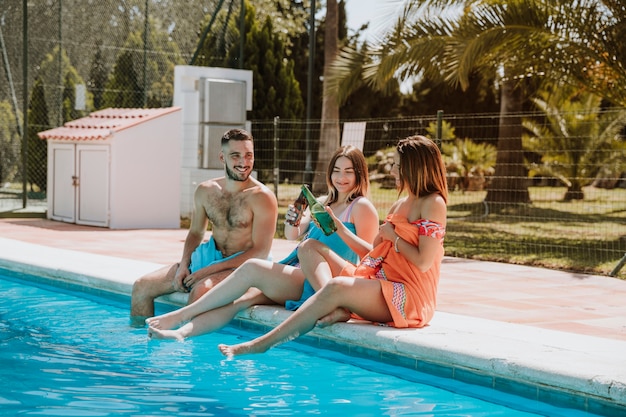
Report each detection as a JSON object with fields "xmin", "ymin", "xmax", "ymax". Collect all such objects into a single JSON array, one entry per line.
[
  {"xmin": 147, "ymin": 326, "xmax": 184, "ymax": 341},
  {"xmin": 218, "ymin": 341, "xmax": 268, "ymax": 357},
  {"xmin": 317, "ymin": 307, "xmax": 351, "ymax": 327},
  {"xmin": 145, "ymin": 311, "xmax": 182, "ymax": 330}
]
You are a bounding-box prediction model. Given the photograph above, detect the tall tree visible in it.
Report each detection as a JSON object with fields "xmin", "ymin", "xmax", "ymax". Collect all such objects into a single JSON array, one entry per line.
[
  {"xmin": 26, "ymin": 77, "xmax": 49, "ymax": 193},
  {"xmin": 102, "ymin": 51, "xmax": 142, "ymax": 108},
  {"xmin": 190, "ymin": 0, "xmax": 306, "ymax": 181},
  {"xmin": 0, "ymin": 101, "xmax": 20, "ymax": 184},
  {"xmin": 115, "ymin": 18, "xmax": 185, "ymax": 108},
  {"xmin": 238, "ymin": 2, "xmax": 306, "ymax": 181},
  {"xmin": 87, "ymin": 41, "xmax": 108, "ymax": 110},
  {"xmin": 234, "ymin": 9, "xmax": 304, "ymax": 119},
  {"xmin": 193, "ymin": 0, "xmax": 305, "ymax": 119},
  {"xmin": 312, "ymin": 0, "xmax": 339, "ymax": 193},
  {"xmin": 488, "ymin": 78, "xmax": 529, "ymax": 204},
  {"xmin": 37, "ymin": 46, "xmax": 91, "ymax": 127}
]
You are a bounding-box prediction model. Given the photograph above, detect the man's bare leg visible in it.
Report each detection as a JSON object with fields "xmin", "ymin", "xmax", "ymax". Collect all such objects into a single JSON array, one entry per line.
[
  {"xmin": 147, "ymin": 289, "xmax": 271, "ymax": 341},
  {"xmin": 130, "ymin": 263, "xmax": 179, "ymax": 326},
  {"xmin": 146, "ymin": 259, "xmax": 304, "ymax": 331}
]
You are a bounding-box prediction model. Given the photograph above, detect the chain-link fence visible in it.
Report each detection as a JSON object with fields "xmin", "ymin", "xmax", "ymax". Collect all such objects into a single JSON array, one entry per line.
[
  {"xmin": 250, "ymin": 113, "xmax": 626, "ymax": 278},
  {"xmin": 2, "ymin": 109, "xmax": 626, "ymax": 277},
  {"xmin": 1, "ymin": 1, "xmax": 625, "ymax": 277},
  {"xmin": 1, "ymin": 0, "xmax": 234, "ymax": 209}
]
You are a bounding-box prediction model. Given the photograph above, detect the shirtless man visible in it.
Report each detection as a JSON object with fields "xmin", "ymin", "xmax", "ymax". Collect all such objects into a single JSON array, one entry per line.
[{"xmin": 130, "ymin": 128, "xmax": 278, "ymax": 325}]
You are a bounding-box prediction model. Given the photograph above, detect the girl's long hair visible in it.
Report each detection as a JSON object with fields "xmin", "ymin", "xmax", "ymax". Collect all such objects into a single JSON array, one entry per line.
[
  {"xmin": 325, "ymin": 145, "xmax": 370, "ymax": 205},
  {"xmin": 397, "ymin": 136, "xmax": 448, "ymax": 203}
]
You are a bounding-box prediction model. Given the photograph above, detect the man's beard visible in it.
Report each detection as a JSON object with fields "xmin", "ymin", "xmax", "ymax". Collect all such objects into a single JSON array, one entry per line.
[{"xmin": 225, "ymin": 164, "xmax": 250, "ymax": 182}]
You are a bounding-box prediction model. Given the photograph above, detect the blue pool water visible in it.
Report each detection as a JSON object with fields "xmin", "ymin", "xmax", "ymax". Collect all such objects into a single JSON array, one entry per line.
[{"xmin": 0, "ymin": 271, "xmax": 599, "ymax": 416}]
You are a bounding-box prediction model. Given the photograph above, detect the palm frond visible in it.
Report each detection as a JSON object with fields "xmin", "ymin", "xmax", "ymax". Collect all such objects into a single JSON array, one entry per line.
[{"xmin": 329, "ymin": 0, "xmax": 626, "ymax": 105}]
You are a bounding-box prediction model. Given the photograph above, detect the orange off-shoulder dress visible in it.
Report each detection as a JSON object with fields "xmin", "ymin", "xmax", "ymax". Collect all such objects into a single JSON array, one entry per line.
[{"xmin": 345, "ymin": 212, "xmax": 446, "ymax": 328}]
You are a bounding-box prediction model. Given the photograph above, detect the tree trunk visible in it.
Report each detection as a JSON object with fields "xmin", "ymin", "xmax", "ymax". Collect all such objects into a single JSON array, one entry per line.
[
  {"xmin": 564, "ymin": 183, "xmax": 584, "ymax": 201},
  {"xmin": 485, "ymin": 77, "xmax": 531, "ymax": 206},
  {"xmin": 312, "ymin": 0, "xmax": 339, "ymax": 194}
]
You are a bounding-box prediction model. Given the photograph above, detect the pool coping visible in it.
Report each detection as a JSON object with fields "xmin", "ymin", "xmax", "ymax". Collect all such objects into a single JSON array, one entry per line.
[{"xmin": 1, "ymin": 237, "xmax": 625, "ymax": 416}]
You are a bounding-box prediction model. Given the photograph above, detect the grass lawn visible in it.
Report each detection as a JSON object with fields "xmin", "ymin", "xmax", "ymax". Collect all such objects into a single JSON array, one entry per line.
[{"xmin": 275, "ymin": 183, "xmax": 626, "ymax": 278}]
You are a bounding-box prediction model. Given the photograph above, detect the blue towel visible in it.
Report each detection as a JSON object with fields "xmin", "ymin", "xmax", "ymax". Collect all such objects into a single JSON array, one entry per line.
[{"xmin": 189, "ymin": 237, "xmax": 243, "ymax": 273}]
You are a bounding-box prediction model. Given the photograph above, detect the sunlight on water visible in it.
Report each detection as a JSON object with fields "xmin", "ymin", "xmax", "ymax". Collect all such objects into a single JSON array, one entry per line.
[{"xmin": 0, "ymin": 272, "xmax": 598, "ymax": 417}]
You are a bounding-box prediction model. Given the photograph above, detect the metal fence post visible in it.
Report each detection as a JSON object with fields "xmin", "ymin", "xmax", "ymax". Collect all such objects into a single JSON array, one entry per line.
[
  {"xmin": 436, "ymin": 109, "xmax": 443, "ymax": 149},
  {"xmin": 610, "ymin": 253, "xmax": 626, "ymax": 277},
  {"xmin": 273, "ymin": 116, "xmax": 279, "ymax": 196},
  {"xmin": 21, "ymin": 0, "xmax": 28, "ymax": 208}
]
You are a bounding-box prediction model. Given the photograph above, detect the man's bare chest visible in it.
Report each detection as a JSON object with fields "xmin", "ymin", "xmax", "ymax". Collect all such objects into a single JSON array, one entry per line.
[{"xmin": 204, "ymin": 193, "xmax": 253, "ymax": 229}]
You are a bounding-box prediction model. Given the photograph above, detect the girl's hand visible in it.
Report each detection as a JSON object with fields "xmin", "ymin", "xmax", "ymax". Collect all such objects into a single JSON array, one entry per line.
[
  {"xmin": 378, "ymin": 221, "xmax": 396, "ymax": 242},
  {"xmin": 325, "ymin": 206, "xmax": 341, "ymax": 228}
]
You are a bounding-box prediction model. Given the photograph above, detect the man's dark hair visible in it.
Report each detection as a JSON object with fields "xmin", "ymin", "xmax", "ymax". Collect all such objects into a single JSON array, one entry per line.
[{"xmin": 221, "ymin": 128, "xmax": 253, "ymax": 146}]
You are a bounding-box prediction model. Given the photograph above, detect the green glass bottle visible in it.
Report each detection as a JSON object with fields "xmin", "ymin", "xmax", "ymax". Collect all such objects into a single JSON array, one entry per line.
[{"xmin": 301, "ymin": 184, "xmax": 337, "ymax": 236}]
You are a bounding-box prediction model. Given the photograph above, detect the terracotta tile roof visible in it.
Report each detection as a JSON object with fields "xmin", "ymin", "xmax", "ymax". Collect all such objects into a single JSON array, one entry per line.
[{"xmin": 37, "ymin": 107, "xmax": 180, "ymax": 141}]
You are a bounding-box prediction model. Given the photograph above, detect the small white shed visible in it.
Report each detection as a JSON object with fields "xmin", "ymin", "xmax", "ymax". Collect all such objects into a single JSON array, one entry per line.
[{"xmin": 38, "ymin": 107, "xmax": 182, "ymax": 229}]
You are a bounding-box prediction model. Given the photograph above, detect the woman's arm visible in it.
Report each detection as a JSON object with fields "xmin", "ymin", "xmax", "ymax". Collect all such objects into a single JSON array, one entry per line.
[
  {"xmin": 327, "ymin": 198, "xmax": 379, "ymax": 258},
  {"xmin": 393, "ymin": 194, "xmax": 447, "ymax": 272}
]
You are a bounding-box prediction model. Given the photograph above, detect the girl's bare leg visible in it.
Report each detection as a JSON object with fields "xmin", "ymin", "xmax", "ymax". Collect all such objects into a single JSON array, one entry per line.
[
  {"xmin": 297, "ymin": 239, "xmax": 352, "ymax": 325},
  {"xmin": 297, "ymin": 239, "xmax": 348, "ymax": 291},
  {"xmin": 148, "ymin": 289, "xmax": 271, "ymax": 340},
  {"xmin": 316, "ymin": 307, "xmax": 351, "ymax": 327},
  {"xmin": 218, "ymin": 277, "xmax": 392, "ymax": 357},
  {"xmin": 146, "ymin": 259, "xmax": 304, "ymax": 331}
]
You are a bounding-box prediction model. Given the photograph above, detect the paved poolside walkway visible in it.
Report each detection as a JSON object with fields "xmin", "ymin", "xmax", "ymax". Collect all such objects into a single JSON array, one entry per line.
[
  {"xmin": 1, "ymin": 218, "xmax": 625, "ymax": 415},
  {"xmin": 1, "ymin": 218, "xmax": 624, "ymax": 342}
]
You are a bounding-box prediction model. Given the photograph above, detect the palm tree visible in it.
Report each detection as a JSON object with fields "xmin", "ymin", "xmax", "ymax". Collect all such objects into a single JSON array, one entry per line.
[
  {"xmin": 327, "ymin": 0, "xmax": 626, "ymax": 204},
  {"xmin": 523, "ymin": 86, "xmax": 626, "ymax": 201}
]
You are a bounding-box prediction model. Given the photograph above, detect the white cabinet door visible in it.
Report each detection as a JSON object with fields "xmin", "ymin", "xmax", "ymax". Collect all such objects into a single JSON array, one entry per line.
[
  {"xmin": 50, "ymin": 144, "xmax": 76, "ymax": 222},
  {"xmin": 76, "ymin": 145, "xmax": 109, "ymax": 227}
]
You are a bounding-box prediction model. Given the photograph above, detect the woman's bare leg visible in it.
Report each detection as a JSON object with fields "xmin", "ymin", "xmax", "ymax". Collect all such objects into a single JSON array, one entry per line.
[
  {"xmin": 297, "ymin": 239, "xmax": 349, "ymax": 291},
  {"xmin": 146, "ymin": 259, "xmax": 304, "ymax": 331},
  {"xmin": 218, "ymin": 277, "xmax": 392, "ymax": 357},
  {"xmin": 297, "ymin": 239, "xmax": 352, "ymax": 325},
  {"xmin": 148, "ymin": 289, "xmax": 271, "ymax": 340},
  {"xmin": 316, "ymin": 307, "xmax": 351, "ymax": 327}
]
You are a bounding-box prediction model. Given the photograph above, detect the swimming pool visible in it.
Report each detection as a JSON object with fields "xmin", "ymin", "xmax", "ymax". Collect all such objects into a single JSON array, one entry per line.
[{"xmin": 0, "ymin": 269, "xmax": 603, "ymax": 417}]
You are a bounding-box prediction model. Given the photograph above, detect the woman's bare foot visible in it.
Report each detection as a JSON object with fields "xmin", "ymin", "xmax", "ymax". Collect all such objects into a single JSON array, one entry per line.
[
  {"xmin": 145, "ymin": 311, "xmax": 183, "ymax": 330},
  {"xmin": 218, "ymin": 341, "xmax": 268, "ymax": 357},
  {"xmin": 147, "ymin": 326, "xmax": 184, "ymax": 341},
  {"xmin": 317, "ymin": 307, "xmax": 351, "ymax": 327}
]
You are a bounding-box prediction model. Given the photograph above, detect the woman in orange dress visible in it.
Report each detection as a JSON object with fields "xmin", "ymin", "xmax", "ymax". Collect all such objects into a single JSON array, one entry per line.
[{"xmin": 219, "ymin": 135, "xmax": 448, "ymax": 356}]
